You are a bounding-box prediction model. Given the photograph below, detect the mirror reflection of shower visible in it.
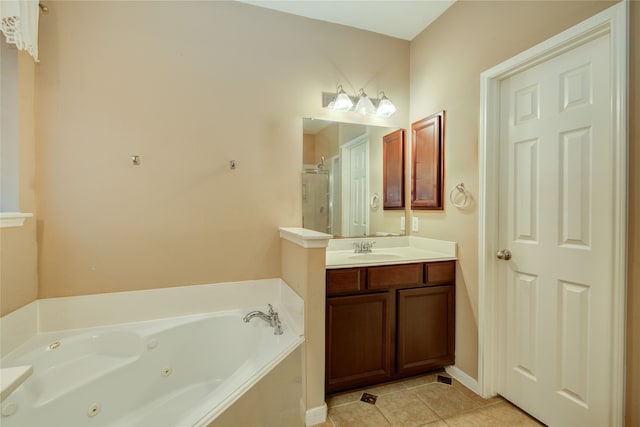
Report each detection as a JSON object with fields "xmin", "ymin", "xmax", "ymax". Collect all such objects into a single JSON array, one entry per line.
[
  {"xmin": 302, "ymin": 155, "xmax": 333, "ymax": 234},
  {"xmin": 302, "ymin": 167, "xmax": 330, "ymax": 234}
]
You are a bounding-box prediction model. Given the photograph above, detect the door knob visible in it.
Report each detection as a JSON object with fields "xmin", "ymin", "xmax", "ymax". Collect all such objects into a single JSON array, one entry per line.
[{"xmin": 496, "ymin": 249, "xmax": 512, "ymax": 260}]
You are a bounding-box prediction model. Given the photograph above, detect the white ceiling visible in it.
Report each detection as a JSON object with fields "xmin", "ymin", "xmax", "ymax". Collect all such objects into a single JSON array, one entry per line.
[{"xmin": 237, "ymin": 0, "xmax": 456, "ymax": 41}]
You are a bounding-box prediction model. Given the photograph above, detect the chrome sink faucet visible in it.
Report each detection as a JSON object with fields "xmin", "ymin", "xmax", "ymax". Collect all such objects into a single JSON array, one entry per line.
[
  {"xmin": 243, "ymin": 304, "xmax": 283, "ymax": 335},
  {"xmin": 353, "ymin": 240, "xmax": 376, "ymax": 254}
]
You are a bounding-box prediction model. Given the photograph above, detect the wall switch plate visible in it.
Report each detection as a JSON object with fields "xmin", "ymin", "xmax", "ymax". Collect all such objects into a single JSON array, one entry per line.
[
  {"xmin": 400, "ymin": 217, "xmax": 406, "ymax": 231},
  {"xmin": 412, "ymin": 216, "xmax": 419, "ymax": 232}
]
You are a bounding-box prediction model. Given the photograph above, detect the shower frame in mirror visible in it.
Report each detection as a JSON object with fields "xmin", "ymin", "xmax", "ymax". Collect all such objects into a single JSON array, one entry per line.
[
  {"xmin": 411, "ymin": 111, "xmax": 445, "ymax": 210},
  {"xmin": 383, "ymin": 129, "xmax": 405, "ymax": 210}
]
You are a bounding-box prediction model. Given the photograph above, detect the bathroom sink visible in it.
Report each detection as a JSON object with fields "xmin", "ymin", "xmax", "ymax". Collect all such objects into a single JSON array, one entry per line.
[
  {"xmin": 326, "ymin": 236, "xmax": 457, "ymax": 268},
  {"xmin": 347, "ymin": 253, "xmax": 403, "ymax": 261}
]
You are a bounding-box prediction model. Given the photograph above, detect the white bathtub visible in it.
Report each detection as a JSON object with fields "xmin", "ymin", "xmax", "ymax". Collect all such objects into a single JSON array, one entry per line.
[{"xmin": 1, "ymin": 307, "xmax": 303, "ymax": 426}]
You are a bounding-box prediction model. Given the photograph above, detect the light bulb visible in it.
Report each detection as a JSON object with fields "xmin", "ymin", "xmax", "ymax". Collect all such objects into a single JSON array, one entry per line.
[
  {"xmin": 332, "ymin": 85, "xmax": 353, "ymax": 111},
  {"xmin": 355, "ymin": 89, "xmax": 376, "ymax": 115},
  {"xmin": 376, "ymin": 92, "xmax": 396, "ymax": 117}
]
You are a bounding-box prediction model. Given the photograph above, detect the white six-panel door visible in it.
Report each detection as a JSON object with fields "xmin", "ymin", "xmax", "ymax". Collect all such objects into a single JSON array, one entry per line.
[
  {"xmin": 341, "ymin": 136, "xmax": 369, "ymax": 237},
  {"xmin": 497, "ymin": 33, "xmax": 613, "ymax": 426},
  {"xmin": 349, "ymin": 140, "xmax": 369, "ymax": 237}
]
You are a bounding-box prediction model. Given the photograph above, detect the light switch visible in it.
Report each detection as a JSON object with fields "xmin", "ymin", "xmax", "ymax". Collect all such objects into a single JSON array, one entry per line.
[
  {"xmin": 400, "ymin": 217, "xmax": 406, "ymax": 231},
  {"xmin": 412, "ymin": 216, "xmax": 419, "ymax": 232}
]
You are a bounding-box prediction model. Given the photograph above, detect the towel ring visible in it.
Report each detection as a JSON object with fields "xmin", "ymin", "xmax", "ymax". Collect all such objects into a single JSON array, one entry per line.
[{"xmin": 449, "ymin": 183, "xmax": 470, "ymax": 208}]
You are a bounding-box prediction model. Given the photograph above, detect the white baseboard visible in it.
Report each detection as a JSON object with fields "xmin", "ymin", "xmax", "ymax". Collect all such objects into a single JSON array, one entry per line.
[
  {"xmin": 305, "ymin": 403, "xmax": 327, "ymax": 426},
  {"xmin": 445, "ymin": 365, "xmax": 481, "ymax": 395}
]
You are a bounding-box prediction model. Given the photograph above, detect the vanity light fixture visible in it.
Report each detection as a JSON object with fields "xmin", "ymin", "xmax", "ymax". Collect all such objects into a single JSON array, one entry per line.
[
  {"xmin": 376, "ymin": 92, "xmax": 397, "ymax": 117},
  {"xmin": 354, "ymin": 89, "xmax": 376, "ymax": 115},
  {"xmin": 331, "ymin": 85, "xmax": 354, "ymax": 111},
  {"xmin": 322, "ymin": 86, "xmax": 397, "ymax": 117}
]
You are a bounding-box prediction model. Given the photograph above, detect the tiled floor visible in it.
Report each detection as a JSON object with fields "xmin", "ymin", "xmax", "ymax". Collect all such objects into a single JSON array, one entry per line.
[{"xmin": 313, "ymin": 371, "xmax": 545, "ymax": 427}]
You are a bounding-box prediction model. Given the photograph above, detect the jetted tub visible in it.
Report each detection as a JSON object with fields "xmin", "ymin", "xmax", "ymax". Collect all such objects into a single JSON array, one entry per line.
[{"xmin": 0, "ymin": 308, "xmax": 303, "ymax": 426}]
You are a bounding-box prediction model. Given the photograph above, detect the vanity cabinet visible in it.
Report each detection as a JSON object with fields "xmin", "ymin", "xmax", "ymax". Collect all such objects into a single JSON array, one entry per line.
[
  {"xmin": 326, "ymin": 292, "xmax": 394, "ymax": 392},
  {"xmin": 326, "ymin": 261, "xmax": 455, "ymax": 393},
  {"xmin": 396, "ymin": 285, "xmax": 455, "ymax": 376}
]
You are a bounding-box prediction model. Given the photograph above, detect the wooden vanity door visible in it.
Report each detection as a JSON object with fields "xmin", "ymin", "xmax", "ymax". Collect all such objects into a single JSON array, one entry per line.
[
  {"xmin": 396, "ymin": 285, "xmax": 455, "ymax": 376},
  {"xmin": 383, "ymin": 129, "xmax": 405, "ymax": 210},
  {"xmin": 326, "ymin": 292, "xmax": 394, "ymax": 393},
  {"xmin": 411, "ymin": 111, "xmax": 445, "ymax": 210}
]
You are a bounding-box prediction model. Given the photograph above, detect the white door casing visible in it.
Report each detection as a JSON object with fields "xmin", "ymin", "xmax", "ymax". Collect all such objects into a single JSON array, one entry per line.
[{"xmin": 478, "ymin": 2, "xmax": 627, "ymax": 426}]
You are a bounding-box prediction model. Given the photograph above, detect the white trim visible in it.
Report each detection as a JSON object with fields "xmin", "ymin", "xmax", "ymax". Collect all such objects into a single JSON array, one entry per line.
[
  {"xmin": 609, "ymin": 2, "xmax": 630, "ymax": 422},
  {"xmin": 279, "ymin": 227, "xmax": 332, "ymax": 249},
  {"xmin": 305, "ymin": 402, "xmax": 327, "ymax": 427},
  {"xmin": 445, "ymin": 365, "xmax": 480, "ymax": 396},
  {"xmin": 0, "ymin": 212, "xmax": 32, "ymax": 228},
  {"xmin": 478, "ymin": 2, "xmax": 628, "ymax": 423}
]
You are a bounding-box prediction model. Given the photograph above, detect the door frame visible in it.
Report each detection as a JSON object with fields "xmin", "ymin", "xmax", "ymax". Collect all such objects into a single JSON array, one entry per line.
[{"xmin": 477, "ymin": 2, "xmax": 628, "ymax": 424}]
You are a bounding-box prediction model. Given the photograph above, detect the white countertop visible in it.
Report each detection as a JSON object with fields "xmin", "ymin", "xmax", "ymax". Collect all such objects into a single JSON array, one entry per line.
[
  {"xmin": 279, "ymin": 227, "xmax": 332, "ymax": 249},
  {"xmin": 326, "ymin": 236, "xmax": 456, "ymax": 269}
]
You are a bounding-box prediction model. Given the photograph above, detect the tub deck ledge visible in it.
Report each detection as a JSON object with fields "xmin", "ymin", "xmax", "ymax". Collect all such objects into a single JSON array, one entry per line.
[{"xmin": 0, "ymin": 365, "xmax": 32, "ymax": 402}]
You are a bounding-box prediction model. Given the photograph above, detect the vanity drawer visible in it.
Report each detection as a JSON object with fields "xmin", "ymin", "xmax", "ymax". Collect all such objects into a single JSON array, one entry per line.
[
  {"xmin": 327, "ymin": 268, "xmax": 366, "ymax": 295},
  {"xmin": 425, "ymin": 261, "xmax": 455, "ymax": 285},
  {"xmin": 368, "ymin": 264, "xmax": 423, "ymax": 290}
]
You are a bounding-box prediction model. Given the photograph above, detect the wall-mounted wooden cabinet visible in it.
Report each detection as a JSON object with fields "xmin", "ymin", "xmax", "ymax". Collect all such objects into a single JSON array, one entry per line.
[
  {"xmin": 382, "ymin": 129, "xmax": 405, "ymax": 210},
  {"xmin": 411, "ymin": 111, "xmax": 445, "ymax": 210},
  {"xmin": 326, "ymin": 261, "xmax": 455, "ymax": 394}
]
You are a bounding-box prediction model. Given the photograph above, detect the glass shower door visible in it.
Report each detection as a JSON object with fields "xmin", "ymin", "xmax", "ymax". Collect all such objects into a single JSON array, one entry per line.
[{"xmin": 302, "ymin": 170, "xmax": 330, "ymax": 234}]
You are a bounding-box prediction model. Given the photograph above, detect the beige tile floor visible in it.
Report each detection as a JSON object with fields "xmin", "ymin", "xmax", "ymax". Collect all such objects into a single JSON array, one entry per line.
[{"xmin": 313, "ymin": 371, "xmax": 545, "ymax": 427}]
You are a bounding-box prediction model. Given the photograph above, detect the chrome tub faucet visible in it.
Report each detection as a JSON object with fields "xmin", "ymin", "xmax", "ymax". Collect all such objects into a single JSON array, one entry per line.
[{"xmin": 242, "ymin": 304, "xmax": 283, "ymax": 335}]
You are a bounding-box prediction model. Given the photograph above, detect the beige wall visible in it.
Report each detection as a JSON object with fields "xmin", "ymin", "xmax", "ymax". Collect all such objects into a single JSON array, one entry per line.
[
  {"xmin": 410, "ymin": 0, "xmax": 637, "ymax": 423},
  {"xmin": 314, "ymin": 123, "xmax": 339, "ymax": 163},
  {"xmin": 281, "ymin": 240, "xmax": 326, "ymax": 411},
  {"xmin": 302, "ymin": 134, "xmax": 316, "ymax": 166},
  {"xmin": 0, "ymin": 51, "xmax": 38, "ymax": 316},
  {"xmin": 34, "ymin": 1, "xmax": 409, "ymax": 298}
]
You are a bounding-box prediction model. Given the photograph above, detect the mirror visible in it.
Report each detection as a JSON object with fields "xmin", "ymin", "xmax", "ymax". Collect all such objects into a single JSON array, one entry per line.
[{"xmin": 302, "ymin": 118, "xmax": 406, "ymax": 237}]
